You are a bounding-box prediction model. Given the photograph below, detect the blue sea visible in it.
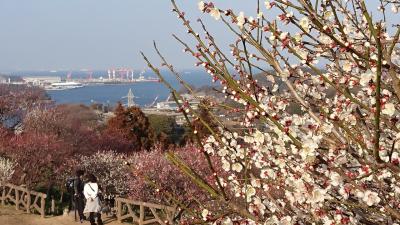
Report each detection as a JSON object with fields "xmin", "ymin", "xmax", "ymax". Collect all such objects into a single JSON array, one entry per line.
[{"xmin": 11, "ymin": 70, "xmax": 216, "ymax": 107}]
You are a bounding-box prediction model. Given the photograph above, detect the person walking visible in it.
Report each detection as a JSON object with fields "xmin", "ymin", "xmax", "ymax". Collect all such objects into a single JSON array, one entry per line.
[
  {"xmin": 83, "ymin": 174, "xmax": 103, "ymax": 225},
  {"xmin": 74, "ymin": 169, "xmax": 86, "ymax": 223}
]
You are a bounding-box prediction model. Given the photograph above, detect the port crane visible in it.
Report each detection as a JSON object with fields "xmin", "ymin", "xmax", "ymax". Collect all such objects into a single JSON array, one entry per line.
[
  {"xmin": 66, "ymin": 71, "xmax": 72, "ymax": 80},
  {"xmin": 87, "ymin": 70, "xmax": 93, "ymax": 80},
  {"xmin": 107, "ymin": 68, "xmax": 134, "ymax": 80}
]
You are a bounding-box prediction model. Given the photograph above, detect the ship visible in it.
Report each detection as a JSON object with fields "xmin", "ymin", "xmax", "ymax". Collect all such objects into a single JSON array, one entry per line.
[
  {"xmin": 133, "ymin": 69, "xmax": 159, "ymax": 82},
  {"xmin": 45, "ymin": 81, "xmax": 84, "ymax": 90}
]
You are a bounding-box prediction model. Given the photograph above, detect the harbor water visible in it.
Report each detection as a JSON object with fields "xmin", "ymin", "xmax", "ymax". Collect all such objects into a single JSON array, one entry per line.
[{"xmin": 22, "ymin": 70, "xmax": 216, "ymax": 107}]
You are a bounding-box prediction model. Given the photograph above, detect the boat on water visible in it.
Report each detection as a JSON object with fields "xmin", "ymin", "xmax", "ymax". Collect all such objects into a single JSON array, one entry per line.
[
  {"xmin": 132, "ymin": 69, "xmax": 159, "ymax": 82},
  {"xmin": 45, "ymin": 81, "xmax": 84, "ymax": 91},
  {"xmin": 134, "ymin": 75, "xmax": 159, "ymax": 82}
]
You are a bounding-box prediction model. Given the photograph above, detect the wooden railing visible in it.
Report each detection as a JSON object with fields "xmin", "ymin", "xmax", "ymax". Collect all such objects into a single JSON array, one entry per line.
[
  {"xmin": 116, "ymin": 198, "xmax": 176, "ymax": 225},
  {"xmin": 0, "ymin": 183, "xmax": 47, "ymax": 218}
]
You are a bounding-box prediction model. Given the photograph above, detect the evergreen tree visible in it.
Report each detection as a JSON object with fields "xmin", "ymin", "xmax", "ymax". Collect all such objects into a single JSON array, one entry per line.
[{"xmin": 106, "ymin": 103, "xmax": 155, "ymax": 152}]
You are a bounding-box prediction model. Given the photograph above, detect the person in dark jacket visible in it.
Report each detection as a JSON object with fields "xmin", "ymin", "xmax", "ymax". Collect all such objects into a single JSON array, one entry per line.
[{"xmin": 74, "ymin": 169, "xmax": 86, "ymax": 223}]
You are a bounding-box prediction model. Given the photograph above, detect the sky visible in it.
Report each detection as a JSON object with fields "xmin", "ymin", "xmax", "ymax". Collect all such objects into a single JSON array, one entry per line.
[
  {"xmin": 0, "ymin": 0, "xmax": 258, "ymax": 72},
  {"xmin": 0, "ymin": 0, "xmax": 390, "ymax": 72}
]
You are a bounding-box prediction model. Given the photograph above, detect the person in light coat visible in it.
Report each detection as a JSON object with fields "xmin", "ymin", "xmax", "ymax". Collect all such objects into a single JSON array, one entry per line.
[{"xmin": 83, "ymin": 174, "xmax": 103, "ymax": 225}]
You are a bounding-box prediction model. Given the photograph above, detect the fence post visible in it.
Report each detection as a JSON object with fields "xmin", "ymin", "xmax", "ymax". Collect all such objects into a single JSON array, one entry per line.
[
  {"xmin": 40, "ymin": 196, "xmax": 45, "ymax": 218},
  {"xmin": 1, "ymin": 184, "xmax": 5, "ymax": 206},
  {"xmin": 26, "ymin": 190, "xmax": 31, "ymax": 213},
  {"xmin": 51, "ymin": 198, "xmax": 55, "ymax": 215},
  {"xmin": 116, "ymin": 199, "xmax": 121, "ymax": 223},
  {"xmin": 139, "ymin": 205, "xmax": 144, "ymax": 225},
  {"xmin": 15, "ymin": 189, "xmax": 19, "ymax": 211}
]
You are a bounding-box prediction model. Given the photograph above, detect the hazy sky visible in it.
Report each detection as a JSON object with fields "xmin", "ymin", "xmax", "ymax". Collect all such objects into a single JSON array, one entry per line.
[
  {"xmin": 0, "ymin": 0, "xmax": 258, "ymax": 71},
  {"xmin": 0, "ymin": 1, "xmax": 389, "ymax": 71}
]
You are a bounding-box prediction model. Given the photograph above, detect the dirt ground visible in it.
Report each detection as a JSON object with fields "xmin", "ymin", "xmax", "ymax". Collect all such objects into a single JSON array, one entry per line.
[{"xmin": 0, "ymin": 205, "xmax": 119, "ymax": 225}]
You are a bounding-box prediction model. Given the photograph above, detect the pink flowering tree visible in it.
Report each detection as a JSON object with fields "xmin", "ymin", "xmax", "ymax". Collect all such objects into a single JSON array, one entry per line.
[
  {"xmin": 0, "ymin": 84, "xmax": 49, "ymax": 129},
  {"xmin": 129, "ymin": 145, "xmax": 225, "ymax": 219},
  {"xmin": 141, "ymin": 0, "xmax": 400, "ymax": 224}
]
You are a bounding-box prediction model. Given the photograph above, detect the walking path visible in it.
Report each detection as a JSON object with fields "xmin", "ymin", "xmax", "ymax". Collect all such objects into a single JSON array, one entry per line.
[{"xmin": 0, "ymin": 205, "xmax": 119, "ymax": 225}]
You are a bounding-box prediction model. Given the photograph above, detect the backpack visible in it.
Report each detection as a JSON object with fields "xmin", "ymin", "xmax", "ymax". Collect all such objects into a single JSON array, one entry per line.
[{"xmin": 65, "ymin": 178, "xmax": 75, "ymax": 194}]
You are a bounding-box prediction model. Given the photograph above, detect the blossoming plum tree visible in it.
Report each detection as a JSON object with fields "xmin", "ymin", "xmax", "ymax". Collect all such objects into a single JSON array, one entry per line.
[
  {"xmin": 0, "ymin": 156, "xmax": 16, "ymax": 185},
  {"xmin": 70, "ymin": 151, "xmax": 133, "ymax": 196},
  {"xmin": 142, "ymin": 0, "xmax": 400, "ymax": 224},
  {"xmin": 0, "ymin": 84, "xmax": 49, "ymax": 129},
  {"xmin": 129, "ymin": 145, "xmax": 224, "ymax": 215}
]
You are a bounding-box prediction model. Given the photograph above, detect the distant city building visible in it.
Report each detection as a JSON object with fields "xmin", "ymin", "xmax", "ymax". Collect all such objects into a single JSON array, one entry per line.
[
  {"xmin": 0, "ymin": 75, "xmax": 8, "ymax": 84},
  {"xmin": 156, "ymin": 93, "xmax": 201, "ymax": 111},
  {"xmin": 156, "ymin": 101, "xmax": 179, "ymax": 110}
]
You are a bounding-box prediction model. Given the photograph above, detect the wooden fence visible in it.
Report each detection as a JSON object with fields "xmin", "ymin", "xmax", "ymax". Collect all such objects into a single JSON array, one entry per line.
[
  {"xmin": 116, "ymin": 198, "xmax": 176, "ymax": 225},
  {"xmin": 0, "ymin": 183, "xmax": 47, "ymax": 218},
  {"xmin": 0, "ymin": 183, "xmax": 176, "ymax": 224}
]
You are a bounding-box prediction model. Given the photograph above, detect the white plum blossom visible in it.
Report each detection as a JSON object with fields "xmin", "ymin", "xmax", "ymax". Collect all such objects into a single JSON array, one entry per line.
[
  {"xmin": 167, "ymin": 1, "xmax": 400, "ymax": 224},
  {"xmin": 253, "ymin": 130, "xmax": 265, "ymax": 144},
  {"xmin": 319, "ymin": 34, "xmax": 333, "ymax": 45},
  {"xmin": 362, "ymin": 190, "xmax": 381, "ymax": 206},
  {"xmin": 299, "ymin": 17, "xmax": 310, "ymax": 32},
  {"xmin": 293, "ymin": 46, "xmax": 308, "ymax": 60},
  {"xmin": 210, "ymin": 8, "xmax": 221, "ymax": 20},
  {"xmin": 222, "ymin": 159, "xmax": 230, "ymax": 171},
  {"xmin": 236, "ymin": 12, "xmax": 245, "ymax": 28},
  {"xmin": 198, "ymin": 1, "xmax": 206, "ymax": 11},
  {"xmin": 279, "ymin": 32, "xmax": 288, "ymax": 41},
  {"xmin": 360, "ymin": 70, "xmax": 376, "ymax": 86},
  {"xmin": 323, "ymin": 10, "xmax": 333, "ymax": 20},
  {"xmin": 269, "ymin": 34, "xmax": 276, "ymax": 42},
  {"xmin": 382, "ymin": 103, "xmax": 396, "ymax": 116},
  {"xmin": 342, "ymin": 61, "xmax": 352, "ymax": 72},
  {"xmin": 76, "ymin": 151, "xmax": 134, "ymax": 195},
  {"xmin": 245, "ymin": 185, "xmax": 256, "ymax": 202},
  {"xmin": 329, "ymin": 172, "xmax": 343, "ymax": 187},
  {"xmin": 0, "ymin": 157, "xmax": 16, "ymax": 185},
  {"xmin": 308, "ymin": 188, "xmax": 327, "ymax": 204},
  {"xmin": 232, "ymin": 162, "xmax": 243, "ymax": 172},
  {"xmin": 279, "ymin": 216, "xmax": 293, "ymax": 225},
  {"xmin": 300, "ymin": 133, "xmax": 321, "ymax": 159},
  {"xmin": 293, "ymin": 33, "xmax": 302, "ymax": 42},
  {"xmin": 265, "ymin": 1, "xmax": 273, "ymax": 10},
  {"xmin": 201, "ymin": 209, "xmax": 209, "ymax": 220},
  {"xmin": 392, "ymin": 4, "xmax": 399, "ymax": 13}
]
